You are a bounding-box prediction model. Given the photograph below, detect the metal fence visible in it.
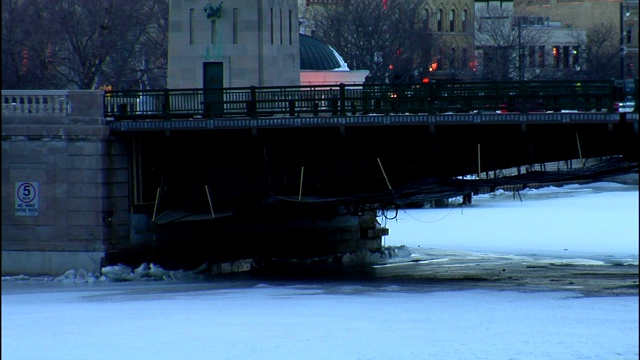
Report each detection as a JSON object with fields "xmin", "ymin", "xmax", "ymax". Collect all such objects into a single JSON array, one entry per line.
[{"xmin": 103, "ymin": 80, "xmax": 630, "ymax": 120}]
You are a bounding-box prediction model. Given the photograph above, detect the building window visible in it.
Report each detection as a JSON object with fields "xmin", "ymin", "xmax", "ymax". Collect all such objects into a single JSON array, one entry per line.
[
  {"xmin": 562, "ymin": 46, "xmax": 570, "ymax": 68},
  {"xmin": 289, "ymin": 10, "xmax": 293, "ymax": 45},
  {"xmin": 449, "ymin": 9, "xmax": 455, "ymax": 32},
  {"xmin": 280, "ymin": 9, "xmax": 283, "ymax": 45},
  {"xmin": 423, "ymin": 9, "xmax": 430, "ymax": 31},
  {"xmin": 270, "ymin": 9, "xmax": 274, "ymax": 44},
  {"xmin": 461, "ymin": 10, "xmax": 467, "ymax": 32},
  {"xmin": 189, "ymin": 8, "xmax": 194, "ymax": 44},
  {"xmin": 553, "ymin": 46, "xmax": 560, "ymax": 68},
  {"xmin": 626, "ymin": 29, "xmax": 632, "ymax": 44},
  {"xmin": 437, "ymin": 9, "xmax": 443, "ymax": 32},
  {"xmin": 528, "ymin": 46, "xmax": 535, "ymax": 67},
  {"xmin": 233, "ymin": 8, "xmax": 238, "ymax": 44},
  {"xmin": 538, "ymin": 46, "xmax": 545, "ymax": 68},
  {"xmin": 572, "ymin": 46, "xmax": 579, "ymax": 67},
  {"xmin": 211, "ymin": 20, "xmax": 217, "ymax": 44}
]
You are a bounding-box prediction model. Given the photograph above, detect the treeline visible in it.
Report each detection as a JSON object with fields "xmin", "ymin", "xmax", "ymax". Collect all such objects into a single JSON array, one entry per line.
[{"xmin": 2, "ymin": 0, "xmax": 168, "ymax": 90}]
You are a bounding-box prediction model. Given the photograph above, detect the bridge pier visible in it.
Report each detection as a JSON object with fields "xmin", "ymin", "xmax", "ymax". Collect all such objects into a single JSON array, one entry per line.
[
  {"xmin": 108, "ymin": 204, "xmax": 387, "ymax": 272},
  {"xmin": 1, "ymin": 91, "xmax": 129, "ymax": 276}
]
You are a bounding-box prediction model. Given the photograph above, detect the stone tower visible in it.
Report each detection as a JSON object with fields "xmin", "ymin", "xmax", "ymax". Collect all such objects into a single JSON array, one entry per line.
[{"xmin": 168, "ymin": 0, "xmax": 300, "ymax": 88}]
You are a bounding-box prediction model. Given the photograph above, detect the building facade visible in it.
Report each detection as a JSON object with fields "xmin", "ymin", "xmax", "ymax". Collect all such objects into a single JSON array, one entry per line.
[
  {"xmin": 301, "ymin": 0, "xmax": 637, "ymax": 82},
  {"xmin": 516, "ymin": 0, "xmax": 638, "ymax": 81},
  {"xmin": 168, "ymin": 0, "xmax": 301, "ymax": 88}
]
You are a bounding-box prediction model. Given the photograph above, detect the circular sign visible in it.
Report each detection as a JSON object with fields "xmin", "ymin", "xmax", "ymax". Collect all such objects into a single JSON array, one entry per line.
[{"xmin": 17, "ymin": 183, "xmax": 37, "ymax": 203}]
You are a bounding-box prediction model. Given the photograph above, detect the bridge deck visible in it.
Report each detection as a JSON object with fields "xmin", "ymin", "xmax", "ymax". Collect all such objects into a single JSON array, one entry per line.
[{"xmin": 107, "ymin": 112, "xmax": 636, "ymax": 131}]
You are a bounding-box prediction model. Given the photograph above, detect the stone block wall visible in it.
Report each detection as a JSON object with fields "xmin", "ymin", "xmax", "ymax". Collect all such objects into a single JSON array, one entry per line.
[
  {"xmin": 1, "ymin": 90, "xmax": 130, "ymax": 276},
  {"xmin": 168, "ymin": 0, "xmax": 300, "ymax": 88}
]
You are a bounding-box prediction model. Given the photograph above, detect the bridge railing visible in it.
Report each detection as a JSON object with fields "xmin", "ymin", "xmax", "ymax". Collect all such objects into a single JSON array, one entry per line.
[
  {"xmin": 103, "ymin": 80, "xmax": 620, "ymax": 120},
  {"xmin": 2, "ymin": 90, "xmax": 70, "ymax": 116}
]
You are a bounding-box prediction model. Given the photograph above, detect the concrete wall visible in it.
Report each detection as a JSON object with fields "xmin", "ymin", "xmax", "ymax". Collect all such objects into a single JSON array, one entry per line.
[
  {"xmin": 1, "ymin": 91, "xmax": 129, "ymax": 276},
  {"xmin": 168, "ymin": 0, "xmax": 300, "ymax": 88}
]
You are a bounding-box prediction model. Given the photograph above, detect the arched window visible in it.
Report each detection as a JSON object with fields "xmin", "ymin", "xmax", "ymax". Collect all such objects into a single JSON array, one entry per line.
[
  {"xmin": 461, "ymin": 9, "xmax": 468, "ymax": 32},
  {"xmin": 423, "ymin": 9, "xmax": 430, "ymax": 31},
  {"xmin": 449, "ymin": 9, "xmax": 455, "ymax": 32},
  {"xmin": 437, "ymin": 9, "xmax": 443, "ymax": 32}
]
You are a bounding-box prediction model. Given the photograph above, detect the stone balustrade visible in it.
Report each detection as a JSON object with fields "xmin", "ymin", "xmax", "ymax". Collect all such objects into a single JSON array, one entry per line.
[
  {"xmin": 2, "ymin": 90, "xmax": 104, "ymax": 118},
  {"xmin": 2, "ymin": 90, "xmax": 69, "ymax": 116}
]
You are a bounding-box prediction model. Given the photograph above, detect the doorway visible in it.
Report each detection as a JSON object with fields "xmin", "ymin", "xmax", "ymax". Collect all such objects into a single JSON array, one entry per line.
[{"xmin": 203, "ymin": 62, "xmax": 224, "ymax": 117}]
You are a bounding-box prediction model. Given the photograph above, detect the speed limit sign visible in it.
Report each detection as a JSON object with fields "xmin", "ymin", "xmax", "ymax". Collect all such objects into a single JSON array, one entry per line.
[{"xmin": 15, "ymin": 182, "xmax": 39, "ymax": 216}]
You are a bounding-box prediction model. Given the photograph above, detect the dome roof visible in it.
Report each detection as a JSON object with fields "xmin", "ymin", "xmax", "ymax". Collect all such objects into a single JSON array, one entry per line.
[{"xmin": 300, "ymin": 34, "xmax": 346, "ymax": 71}]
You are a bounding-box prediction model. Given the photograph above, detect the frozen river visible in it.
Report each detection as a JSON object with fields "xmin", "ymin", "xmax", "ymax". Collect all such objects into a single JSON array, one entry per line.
[{"xmin": 2, "ymin": 181, "xmax": 638, "ymax": 359}]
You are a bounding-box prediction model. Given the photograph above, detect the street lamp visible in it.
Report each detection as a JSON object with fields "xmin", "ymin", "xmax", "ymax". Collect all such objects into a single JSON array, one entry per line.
[
  {"xmin": 620, "ymin": 1, "xmax": 631, "ymax": 81},
  {"xmin": 620, "ymin": 1, "xmax": 625, "ymax": 81},
  {"xmin": 512, "ymin": 16, "xmax": 524, "ymax": 80},
  {"xmin": 517, "ymin": 17, "xmax": 523, "ymax": 80}
]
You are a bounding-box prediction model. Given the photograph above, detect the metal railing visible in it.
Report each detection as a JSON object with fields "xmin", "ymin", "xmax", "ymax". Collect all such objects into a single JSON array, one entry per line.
[{"xmin": 98, "ymin": 79, "xmax": 629, "ymax": 120}]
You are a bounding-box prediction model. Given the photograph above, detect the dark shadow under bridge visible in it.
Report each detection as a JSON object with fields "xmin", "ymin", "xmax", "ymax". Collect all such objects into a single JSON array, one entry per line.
[{"xmin": 104, "ymin": 80, "xmax": 639, "ymax": 269}]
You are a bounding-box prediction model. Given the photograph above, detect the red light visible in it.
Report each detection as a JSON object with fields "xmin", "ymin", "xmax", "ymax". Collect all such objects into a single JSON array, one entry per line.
[{"xmin": 422, "ymin": 78, "xmax": 430, "ymax": 83}]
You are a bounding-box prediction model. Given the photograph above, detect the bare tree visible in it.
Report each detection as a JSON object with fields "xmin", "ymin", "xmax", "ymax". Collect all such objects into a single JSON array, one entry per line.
[
  {"xmin": 2, "ymin": 0, "xmax": 168, "ymax": 90},
  {"xmin": 307, "ymin": 0, "xmax": 434, "ymax": 83},
  {"xmin": 582, "ymin": 22, "xmax": 619, "ymax": 80},
  {"xmin": 2, "ymin": 0, "xmax": 65, "ymax": 88},
  {"xmin": 475, "ymin": 5, "xmax": 549, "ymax": 80}
]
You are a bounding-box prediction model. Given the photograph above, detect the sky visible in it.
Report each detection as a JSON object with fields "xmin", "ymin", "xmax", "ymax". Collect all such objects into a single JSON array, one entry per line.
[{"xmin": 2, "ymin": 180, "xmax": 638, "ymax": 360}]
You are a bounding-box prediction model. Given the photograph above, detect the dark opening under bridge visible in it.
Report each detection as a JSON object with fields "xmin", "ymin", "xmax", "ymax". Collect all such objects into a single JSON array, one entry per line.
[{"xmin": 100, "ymin": 80, "xmax": 638, "ymax": 270}]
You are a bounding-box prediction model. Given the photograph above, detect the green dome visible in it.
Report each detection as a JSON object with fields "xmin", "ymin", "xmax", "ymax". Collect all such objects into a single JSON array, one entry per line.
[{"xmin": 300, "ymin": 34, "xmax": 346, "ymax": 71}]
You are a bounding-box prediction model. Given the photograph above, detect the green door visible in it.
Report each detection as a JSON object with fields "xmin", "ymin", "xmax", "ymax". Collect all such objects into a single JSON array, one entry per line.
[{"xmin": 203, "ymin": 62, "xmax": 224, "ymax": 117}]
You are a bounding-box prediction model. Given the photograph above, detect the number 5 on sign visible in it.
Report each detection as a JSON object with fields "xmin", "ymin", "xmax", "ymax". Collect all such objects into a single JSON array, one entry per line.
[{"xmin": 15, "ymin": 182, "xmax": 39, "ymax": 216}]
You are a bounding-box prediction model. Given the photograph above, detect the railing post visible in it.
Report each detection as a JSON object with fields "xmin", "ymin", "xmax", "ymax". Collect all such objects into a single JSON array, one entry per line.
[
  {"xmin": 519, "ymin": 80, "xmax": 528, "ymax": 113},
  {"xmin": 634, "ymin": 78, "xmax": 639, "ymax": 113},
  {"xmin": 162, "ymin": 89, "xmax": 170, "ymax": 119},
  {"xmin": 607, "ymin": 79, "xmax": 615, "ymax": 113},
  {"xmin": 339, "ymin": 83, "xmax": 346, "ymax": 116},
  {"xmin": 288, "ymin": 100, "xmax": 295, "ymax": 117},
  {"xmin": 331, "ymin": 98, "xmax": 339, "ymax": 115},
  {"xmin": 248, "ymin": 86, "xmax": 257, "ymax": 118}
]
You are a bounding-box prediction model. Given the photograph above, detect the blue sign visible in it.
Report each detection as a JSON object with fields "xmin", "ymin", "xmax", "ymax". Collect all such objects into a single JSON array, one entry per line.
[{"xmin": 15, "ymin": 182, "xmax": 39, "ymax": 216}]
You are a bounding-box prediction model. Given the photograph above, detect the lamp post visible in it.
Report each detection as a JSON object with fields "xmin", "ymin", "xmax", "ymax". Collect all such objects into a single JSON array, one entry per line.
[
  {"xmin": 620, "ymin": 1, "xmax": 625, "ymax": 82},
  {"xmin": 517, "ymin": 17, "xmax": 523, "ymax": 80},
  {"xmin": 512, "ymin": 16, "xmax": 524, "ymax": 80}
]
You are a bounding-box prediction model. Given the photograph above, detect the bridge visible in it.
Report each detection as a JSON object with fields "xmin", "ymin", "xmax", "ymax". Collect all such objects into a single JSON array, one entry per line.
[{"xmin": 2, "ymin": 80, "xmax": 638, "ymax": 275}]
